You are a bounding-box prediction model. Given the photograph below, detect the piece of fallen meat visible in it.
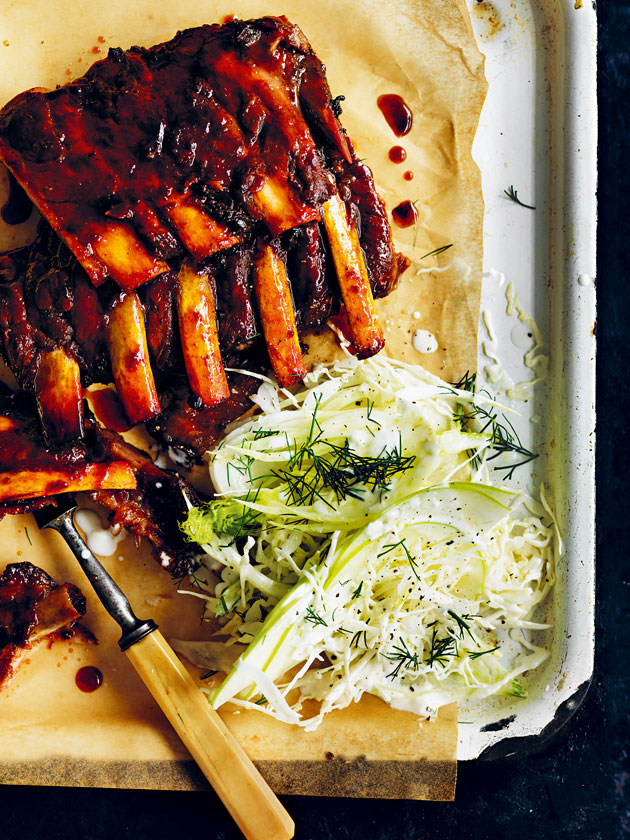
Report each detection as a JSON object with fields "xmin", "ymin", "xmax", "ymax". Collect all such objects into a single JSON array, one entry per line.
[
  {"xmin": 0, "ymin": 387, "xmax": 200, "ymax": 578},
  {"xmin": 86, "ymin": 424, "xmax": 201, "ymax": 578},
  {"xmin": 0, "ymin": 561, "xmax": 89, "ymax": 689}
]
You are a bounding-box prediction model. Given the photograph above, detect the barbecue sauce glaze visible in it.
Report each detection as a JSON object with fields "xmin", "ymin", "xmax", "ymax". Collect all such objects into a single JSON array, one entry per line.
[{"xmin": 1, "ymin": 171, "xmax": 32, "ymax": 225}]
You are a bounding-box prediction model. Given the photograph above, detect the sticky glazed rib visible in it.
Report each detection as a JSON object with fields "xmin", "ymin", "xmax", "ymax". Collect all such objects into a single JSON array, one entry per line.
[
  {"xmin": 0, "ymin": 17, "xmax": 336, "ymax": 284},
  {"xmin": 0, "ymin": 16, "xmax": 408, "ymax": 429},
  {"xmin": 0, "ymin": 561, "xmax": 88, "ymax": 689},
  {"xmin": 0, "ymin": 388, "xmax": 200, "ymax": 578},
  {"xmin": 0, "ymin": 225, "xmax": 292, "ymax": 454}
]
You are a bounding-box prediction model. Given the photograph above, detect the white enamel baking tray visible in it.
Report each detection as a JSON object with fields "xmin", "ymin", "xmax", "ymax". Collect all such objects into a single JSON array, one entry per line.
[{"xmin": 459, "ymin": 0, "xmax": 597, "ymax": 760}]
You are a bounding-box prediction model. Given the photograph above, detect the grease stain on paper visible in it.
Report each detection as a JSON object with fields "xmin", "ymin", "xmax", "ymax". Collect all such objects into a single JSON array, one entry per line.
[{"xmin": 471, "ymin": 1, "xmax": 504, "ymax": 40}]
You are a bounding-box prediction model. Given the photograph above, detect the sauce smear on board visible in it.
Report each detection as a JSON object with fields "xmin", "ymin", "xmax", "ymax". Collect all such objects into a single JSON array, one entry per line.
[
  {"xmin": 392, "ymin": 200, "xmax": 418, "ymax": 228},
  {"xmin": 1, "ymin": 171, "xmax": 32, "ymax": 225},
  {"xmin": 75, "ymin": 666, "xmax": 103, "ymax": 692},
  {"xmin": 377, "ymin": 94, "xmax": 413, "ymax": 137}
]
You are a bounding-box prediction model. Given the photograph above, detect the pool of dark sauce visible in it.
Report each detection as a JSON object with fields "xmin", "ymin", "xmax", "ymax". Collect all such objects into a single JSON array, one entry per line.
[
  {"xmin": 377, "ymin": 94, "xmax": 413, "ymax": 137},
  {"xmin": 1, "ymin": 171, "xmax": 32, "ymax": 225},
  {"xmin": 391, "ymin": 200, "xmax": 418, "ymax": 229},
  {"xmin": 75, "ymin": 665, "xmax": 103, "ymax": 692}
]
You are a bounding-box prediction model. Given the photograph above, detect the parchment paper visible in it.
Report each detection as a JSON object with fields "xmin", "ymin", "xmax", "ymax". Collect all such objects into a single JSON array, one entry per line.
[{"xmin": 0, "ymin": 0, "xmax": 486, "ymax": 799}]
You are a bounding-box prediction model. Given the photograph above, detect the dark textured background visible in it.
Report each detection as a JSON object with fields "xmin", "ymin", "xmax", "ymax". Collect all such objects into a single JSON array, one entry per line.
[{"xmin": 1, "ymin": 5, "xmax": 625, "ymax": 838}]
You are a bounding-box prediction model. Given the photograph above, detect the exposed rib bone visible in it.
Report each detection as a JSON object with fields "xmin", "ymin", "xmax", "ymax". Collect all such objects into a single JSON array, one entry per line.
[
  {"xmin": 34, "ymin": 349, "xmax": 84, "ymax": 444},
  {"xmin": 249, "ymin": 177, "xmax": 321, "ymax": 235},
  {"xmin": 106, "ymin": 292, "xmax": 161, "ymax": 425},
  {"xmin": 253, "ymin": 244, "xmax": 307, "ymax": 388},
  {"xmin": 321, "ymin": 194, "xmax": 385, "ymax": 359},
  {"xmin": 89, "ymin": 221, "xmax": 170, "ymax": 291},
  {"xmin": 177, "ymin": 263, "xmax": 230, "ymax": 408},
  {"xmin": 165, "ymin": 204, "xmax": 240, "ymax": 259},
  {"xmin": 0, "ymin": 461, "xmax": 137, "ymax": 503},
  {"xmin": 29, "ymin": 584, "xmax": 87, "ymax": 642}
]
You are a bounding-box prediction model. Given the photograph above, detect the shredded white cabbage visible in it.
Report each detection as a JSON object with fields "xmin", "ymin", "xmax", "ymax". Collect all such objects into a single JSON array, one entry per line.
[{"xmin": 180, "ymin": 355, "xmax": 558, "ymax": 729}]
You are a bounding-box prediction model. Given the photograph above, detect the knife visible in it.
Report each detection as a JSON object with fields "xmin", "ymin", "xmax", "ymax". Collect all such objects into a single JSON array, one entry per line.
[{"xmin": 33, "ymin": 497, "xmax": 294, "ymax": 840}]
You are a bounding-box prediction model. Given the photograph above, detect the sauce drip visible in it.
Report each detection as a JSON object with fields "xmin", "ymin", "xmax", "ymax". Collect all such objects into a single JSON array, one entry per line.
[
  {"xmin": 328, "ymin": 312, "xmax": 357, "ymax": 355},
  {"xmin": 388, "ymin": 145, "xmax": 407, "ymax": 164},
  {"xmin": 1, "ymin": 172, "xmax": 32, "ymax": 225},
  {"xmin": 377, "ymin": 94, "xmax": 413, "ymax": 137},
  {"xmin": 392, "ymin": 200, "xmax": 418, "ymax": 228},
  {"xmin": 88, "ymin": 387, "xmax": 131, "ymax": 433},
  {"xmin": 75, "ymin": 665, "xmax": 103, "ymax": 692},
  {"xmin": 403, "ymin": 170, "xmax": 414, "ymax": 181}
]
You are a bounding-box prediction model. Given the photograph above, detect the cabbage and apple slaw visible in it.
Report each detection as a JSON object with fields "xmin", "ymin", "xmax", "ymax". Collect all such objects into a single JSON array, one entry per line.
[{"xmin": 179, "ymin": 355, "xmax": 558, "ymax": 729}]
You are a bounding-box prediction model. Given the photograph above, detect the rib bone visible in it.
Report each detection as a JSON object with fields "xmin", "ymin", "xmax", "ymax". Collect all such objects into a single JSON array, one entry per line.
[
  {"xmin": 29, "ymin": 584, "xmax": 86, "ymax": 642},
  {"xmin": 253, "ymin": 244, "xmax": 307, "ymax": 388},
  {"xmin": 106, "ymin": 292, "xmax": 161, "ymax": 426},
  {"xmin": 321, "ymin": 194, "xmax": 385, "ymax": 359},
  {"xmin": 177, "ymin": 263, "xmax": 230, "ymax": 408},
  {"xmin": 34, "ymin": 348, "xmax": 84, "ymax": 445}
]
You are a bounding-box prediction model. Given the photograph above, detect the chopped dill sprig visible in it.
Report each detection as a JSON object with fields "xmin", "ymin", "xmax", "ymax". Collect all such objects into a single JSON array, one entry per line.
[
  {"xmin": 448, "ymin": 610, "xmax": 476, "ymax": 642},
  {"xmin": 24, "ymin": 526, "xmax": 32, "ymax": 546},
  {"xmin": 421, "ymin": 243, "xmax": 453, "ymax": 260},
  {"xmin": 450, "ymin": 370, "xmax": 477, "ymax": 393},
  {"xmin": 254, "ymin": 695, "xmax": 268, "ymax": 705},
  {"xmin": 252, "ymin": 428, "xmax": 280, "ymax": 440},
  {"xmin": 226, "ymin": 452, "xmax": 255, "ymax": 485},
  {"xmin": 351, "ymin": 581, "xmax": 363, "ymax": 600},
  {"xmin": 454, "ymin": 400, "xmax": 538, "ymax": 480},
  {"xmin": 200, "ymin": 669, "xmax": 218, "ymax": 680},
  {"xmin": 174, "ymin": 566, "xmax": 211, "ymax": 590},
  {"xmin": 304, "ymin": 606, "xmax": 328, "ymax": 627},
  {"xmin": 469, "ymin": 646, "xmax": 500, "ymax": 660},
  {"xmin": 385, "ymin": 637, "xmax": 419, "ymax": 679},
  {"xmin": 378, "ymin": 537, "xmax": 420, "ymax": 580},
  {"xmin": 425, "ymin": 626, "xmax": 458, "ymax": 668},
  {"xmin": 270, "ymin": 399, "xmax": 415, "ymax": 507},
  {"xmin": 350, "ymin": 629, "xmax": 369, "ymax": 649},
  {"xmin": 504, "ymin": 185, "xmax": 535, "ymax": 210},
  {"xmin": 377, "ymin": 538, "xmax": 413, "ymax": 561},
  {"xmin": 365, "ymin": 399, "xmax": 382, "ymax": 429}
]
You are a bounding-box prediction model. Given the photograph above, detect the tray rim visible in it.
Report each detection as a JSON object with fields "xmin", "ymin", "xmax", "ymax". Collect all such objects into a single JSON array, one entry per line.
[{"xmin": 461, "ymin": 0, "xmax": 597, "ymax": 759}]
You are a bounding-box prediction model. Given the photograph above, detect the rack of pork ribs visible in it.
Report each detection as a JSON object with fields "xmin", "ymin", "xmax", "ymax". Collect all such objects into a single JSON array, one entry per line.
[{"xmin": 0, "ymin": 16, "xmax": 408, "ymax": 575}]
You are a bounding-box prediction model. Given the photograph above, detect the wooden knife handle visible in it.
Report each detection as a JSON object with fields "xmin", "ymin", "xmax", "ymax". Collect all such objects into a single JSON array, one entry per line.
[{"xmin": 125, "ymin": 629, "xmax": 294, "ymax": 840}]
